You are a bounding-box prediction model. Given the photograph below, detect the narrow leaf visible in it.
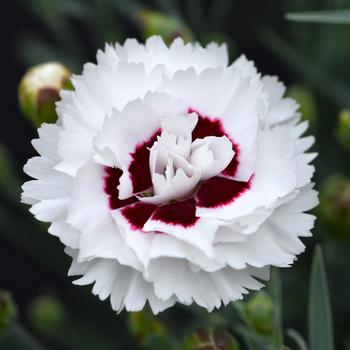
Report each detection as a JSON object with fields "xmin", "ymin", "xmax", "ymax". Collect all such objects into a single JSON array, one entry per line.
[
  {"xmin": 267, "ymin": 268, "xmax": 283, "ymax": 346},
  {"xmin": 1, "ymin": 324, "xmax": 49, "ymax": 350},
  {"xmin": 259, "ymin": 29, "xmax": 350, "ymax": 107},
  {"xmin": 286, "ymin": 329, "xmax": 308, "ymax": 350},
  {"xmin": 308, "ymin": 246, "xmax": 334, "ymax": 350},
  {"xmin": 235, "ymin": 325, "xmax": 278, "ymax": 350},
  {"xmin": 150, "ymin": 0, "xmax": 179, "ymax": 16},
  {"xmin": 285, "ymin": 10, "xmax": 350, "ymax": 24}
]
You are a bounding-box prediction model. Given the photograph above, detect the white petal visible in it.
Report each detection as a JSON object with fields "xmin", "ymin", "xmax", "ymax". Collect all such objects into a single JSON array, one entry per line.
[
  {"xmin": 143, "ymin": 151, "xmax": 201, "ymax": 205},
  {"xmin": 262, "ymin": 75, "xmax": 299, "ymax": 125},
  {"xmin": 67, "ymin": 162, "xmax": 109, "ymax": 230},
  {"xmin": 158, "ymin": 66, "xmax": 265, "ymax": 181},
  {"xmin": 148, "ymin": 259, "xmax": 265, "ymax": 311},
  {"xmin": 116, "ymin": 36, "xmax": 228, "ymax": 74},
  {"xmin": 143, "ymin": 214, "xmax": 220, "ymax": 257},
  {"xmin": 49, "ymin": 221, "xmax": 80, "ymax": 249},
  {"xmin": 190, "ymin": 135, "xmax": 234, "ymax": 180},
  {"xmin": 197, "ymin": 126, "xmax": 298, "ymax": 221},
  {"xmin": 56, "ymin": 63, "xmax": 165, "ymax": 176}
]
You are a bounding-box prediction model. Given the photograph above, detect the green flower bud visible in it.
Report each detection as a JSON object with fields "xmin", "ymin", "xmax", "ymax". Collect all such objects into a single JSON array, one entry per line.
[
  {"xmin": 0, "ymin": 291, "xmax": 17, "ymax": 337},
  {"xmin": 139, "ymin": 10, "xmax": 194, "ymax": 44},
  {"xmin": 244, "ymin": 292, "xmax": 275, "ymax": 336},
  {"xmin": 183, "ymin": 328, "xmax": 240, "ymax": 350},
  {"xmin": 286, "ymin": 85, "xmax": 317, "ymax": 124},
  {"xmin": 319, "ymin": 175, "xmax": 350, "ymax": 239},
  {"xmin": 128, "ymin": 310, "xmax": 165, "ymax": 342},
  {"xmin": 18, "ymin": 62, "xmax": 72, "ymax": 127},
  {"xmin": 336, "ymin": 109, "xmax": 350, "ymax": 151},
  {"xmin": 128, "ymin": 310, "xmax": 177, "ymax": 349},
  {"xmin": 28, "ymin": 295, "xmax": 66, "ymax": 336}
]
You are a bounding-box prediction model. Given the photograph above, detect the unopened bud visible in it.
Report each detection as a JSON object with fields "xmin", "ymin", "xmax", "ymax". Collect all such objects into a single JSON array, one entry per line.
[
  {"xmin": 0, "ymin": 290, "xmax": 17, "ymax": 337},
  {"xmin": 139, "ymin": 10, "xmax": 194, "ymax": 44},
  {"xmin": 128, "ymin": 310, "xmax": 165, "ymax": 342},
  {"xmin": 286, "ymin": 85, "xmax": 316, "ymax": 124},
  {"xmin": 28, "ymin": 295, "xmax": 66, "ymax": 336},
  {"xmin": 319, "ymin": 175, "xmax": 350, "ymax": 238},
  {"xmin": 336, "ymin": 109, "xmax": 350, "ymax": 151},
  {"xmin": 18, "ymin": 62, "xmax": 72, "ymax": 127},
  {"xmin": 244, "ymin": 292, "xmax": 275, "ymax": 336}
]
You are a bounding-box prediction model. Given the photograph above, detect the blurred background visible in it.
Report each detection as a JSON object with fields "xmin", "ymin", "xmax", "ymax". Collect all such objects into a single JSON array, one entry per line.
[{"xmin": 1, "ymin": 0, "xmax": 350, "ymax": 349}]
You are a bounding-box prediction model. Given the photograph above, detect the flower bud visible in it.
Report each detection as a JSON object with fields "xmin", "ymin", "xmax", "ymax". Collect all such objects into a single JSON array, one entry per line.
[
  {"xmin": 336, "ymin": 109, "xmax": 350, "ymax": 151},
  {"xmin": 319, "ymin": 175, "xmax": 350, "ymax": 239},
  {"xmin": 18, "ymin": 62, "xmax": 72, "ymax": 127},
  {"xmin": 128, "ymin": 310, "xmax": 177, "ymax": 349},
  {"xmin": 286, "ymin": 85, "xmax": 316, "ymax": 125},
  {"xmin": 244, "ymin": 292, "xmax": 275, "ymax": 336},
  {"xmin": 128, "ymin": 310, "xmax": 165, "ymax": 342},
  {"xmin": 139, "ymin": 10, "xmax": 193, "ymax": 44},
  {"xmin": 28, "ymin": 295, "xmax": 66, "ymax": 336},
  {"xmin": 0, "ymin": 291, "xmax": 17, "ymax": 337},
  {"xmin": 184, "ymin": 329, "xmax": 240, "ymax": 350}
]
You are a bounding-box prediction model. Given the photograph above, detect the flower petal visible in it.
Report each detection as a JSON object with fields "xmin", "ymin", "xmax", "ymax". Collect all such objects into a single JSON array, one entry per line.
[
  {"xmin": 158, "ymin": 67, "xmax": 264, "ymax": 180},
  {"xmin": 143, "ymin": 199, "xmax": 220, "ymax": 257},
  {"xmin": 190, "ymin": 135, "xmax": 235, "ymax": 180},
  {"xmin": 196, "ymin": 126, "xmax": 298, "ymax": 220}
]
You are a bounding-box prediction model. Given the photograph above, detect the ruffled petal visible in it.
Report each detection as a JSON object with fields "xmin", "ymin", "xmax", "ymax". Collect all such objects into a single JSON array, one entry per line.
[
  {"xmin": 143, "ymin": 199, "xmax": 220, "ymax": 257},
  {"xmin": 196, "ymin": 126, "xmax": 298, "ymax": 220},
  {"xmin": 158, "ymin": 67, "xmax": 265, "ymax": 180}
]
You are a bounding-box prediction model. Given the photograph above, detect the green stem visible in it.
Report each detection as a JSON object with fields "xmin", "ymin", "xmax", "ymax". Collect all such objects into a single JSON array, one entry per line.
[{"xmin": 2, "ymin": 324, "xmax": 49, "ymax": 350}]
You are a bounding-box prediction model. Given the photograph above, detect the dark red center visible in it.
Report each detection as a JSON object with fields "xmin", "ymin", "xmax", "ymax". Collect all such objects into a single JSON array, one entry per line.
[
  {"xmin": 189, "ymin": 108, "xmax": 240, "ymax": 177},
  {"xmin": 195, "ymin": 176, "xmax": 252, "ymax": 208},
  {"xmin": 128, "ymin": 129, "xmax": 160, "ymax": 194},
  {"xmin": 121, "ymin": 202, "xmax": 158, "ymax": 231},
  {"xmin": 103, "ymin": 167, "xmax": 137, "ymax": 210},
  {"xmin": 151, "ymin": 199, "xmax": 198, "ymax": 228},
  {"xmin": 103, "ymin": 108, "xmax": 252, "ymax": 232}
]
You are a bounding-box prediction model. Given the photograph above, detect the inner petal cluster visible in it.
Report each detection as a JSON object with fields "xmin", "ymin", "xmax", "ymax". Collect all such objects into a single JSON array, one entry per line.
[
  {"xmin": 103, "ymin": 108, "xmax": 248, "ymax": 231},
  {"xmin": 141, "ymin": 112, "xmax": 235, "ymax": 205}
]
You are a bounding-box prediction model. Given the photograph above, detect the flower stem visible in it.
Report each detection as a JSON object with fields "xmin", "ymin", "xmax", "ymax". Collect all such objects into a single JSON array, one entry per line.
[{"xmin": 2, "ymin": 323, "xmax": 49, "ymax": 350}]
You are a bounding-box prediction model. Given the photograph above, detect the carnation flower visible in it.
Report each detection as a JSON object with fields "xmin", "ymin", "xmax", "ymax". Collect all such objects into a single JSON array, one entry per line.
[{"xmin": 22, "ymin": 36, "xmax": 318, "ymax": 314}]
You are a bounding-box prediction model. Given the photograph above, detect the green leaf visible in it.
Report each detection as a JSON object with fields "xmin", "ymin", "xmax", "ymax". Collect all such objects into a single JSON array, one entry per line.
[
  {"xmin": 0, "ymin": 144, "xmax": 22, "ymax": 203},
  {"xmin": 231, "ymin": 301, "xmax": 246, "ymax": 323},
  {"xmin": 259, "ymin": 29, "xmax": 350, "ymax": 107},
  {"xmin": 286, "ymin": 329, "xmax": 308, "ymax": 350},
  {"xmin": 234, "ymin": 325, "xmax": 278, "ymax": 350},
  {"xmin": 267, "ymin": 268, "xmax": 283, "ymax": 346},
  {"xmin": 285, "ymin": 10, "xmax": 350, "ymax": 24},
  {"xmin": 1, "ymin": 324, "xmax": 49, "ymax": 350},
  {"xmin": 308, "ymin": 246, "xmax": 334, "ymax": 350}
]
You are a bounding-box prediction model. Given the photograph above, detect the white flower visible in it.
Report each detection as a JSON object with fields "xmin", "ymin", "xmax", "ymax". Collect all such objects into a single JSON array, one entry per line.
[{"xmin": 22, "ymin": 36, "xmax": 318, "ymax": 314}]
